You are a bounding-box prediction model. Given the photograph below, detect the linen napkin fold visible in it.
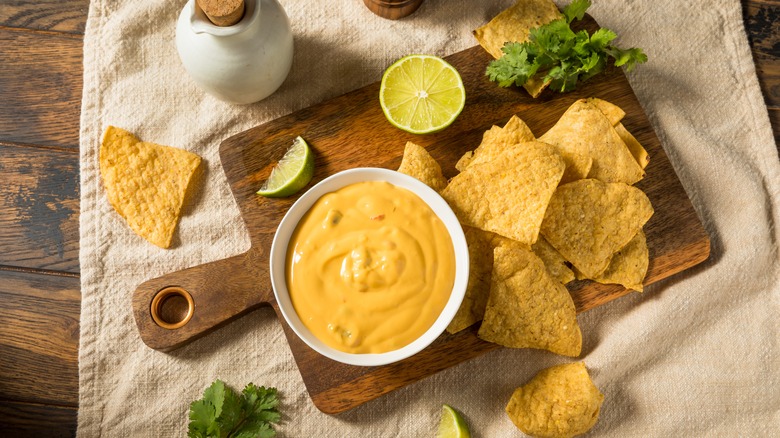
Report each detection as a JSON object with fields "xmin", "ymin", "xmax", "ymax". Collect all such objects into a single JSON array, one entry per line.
[{"xmin": 79, "ymin": 0, "xmax": 779, "ymax": 436}]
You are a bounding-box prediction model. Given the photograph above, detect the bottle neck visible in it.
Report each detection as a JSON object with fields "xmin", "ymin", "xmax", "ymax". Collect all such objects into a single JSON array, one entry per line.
[{"xmin": 189, "ymin": 0, "xmax": 260, "ymax": 37}]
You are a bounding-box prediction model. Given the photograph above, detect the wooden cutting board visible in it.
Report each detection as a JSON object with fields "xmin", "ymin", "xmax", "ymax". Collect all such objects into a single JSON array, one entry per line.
[{"xmin": 132, "ymin": 16, "xmax": 710, "ymax": 414}]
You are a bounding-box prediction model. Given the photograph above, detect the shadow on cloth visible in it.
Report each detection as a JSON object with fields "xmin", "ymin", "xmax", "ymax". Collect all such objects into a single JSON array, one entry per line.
[{"xmin": 170, "ymin": 157, "xmax": 210, "ymax": 249}]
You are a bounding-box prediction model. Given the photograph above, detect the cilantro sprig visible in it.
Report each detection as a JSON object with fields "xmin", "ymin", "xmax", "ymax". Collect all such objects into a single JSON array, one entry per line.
[
  {"xmin": 188, "ymin": 380, "xmax": 281, "ymax": 438},
  {"xmin": 486, "ymin": 0, "xmax": 647, "ymax": 93}
]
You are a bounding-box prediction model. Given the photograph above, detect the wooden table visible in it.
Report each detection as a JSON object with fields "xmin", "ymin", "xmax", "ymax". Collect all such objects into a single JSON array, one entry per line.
[{"xmin": 0, "ymin": 1, "xmax": 776, "ymax": 435}]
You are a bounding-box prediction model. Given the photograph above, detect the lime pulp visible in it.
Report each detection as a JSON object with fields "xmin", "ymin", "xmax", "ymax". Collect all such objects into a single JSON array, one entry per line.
[
  {"xmin": 256, "ymin": 136, "xmax": 315, "ymax": 198},
  {"xmin": 379, "ymin": 55, "xmax": 466, "ymax": 135},
  {"xmin": 436, "ymin": 404, "xmax": 471, "ymax": 438}
]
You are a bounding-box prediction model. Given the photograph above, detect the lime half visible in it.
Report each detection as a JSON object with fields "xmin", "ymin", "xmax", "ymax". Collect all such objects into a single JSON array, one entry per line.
[
  {"xmin": 380, "ymin": 55, "xmax": 466, "ymax": 135},
  {"xmin": 257, "ymin": 136, "xmax": 314, "ymax": 198},
  {"xmin": 436, "ymin": 404, "xmax": 471, "ymax": 438}
]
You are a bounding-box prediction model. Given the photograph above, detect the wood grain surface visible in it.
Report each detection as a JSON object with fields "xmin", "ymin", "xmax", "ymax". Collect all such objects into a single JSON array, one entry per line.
[
  {"xmin": 133, "ymin": 15, "xmax": 710, "ymax": 413},
  {"xmin": 0, "ymin": 270, "xmax": 80, "ymax": 407},
  {"xmin": 0, "ymin": 28, "xmax": 82, "ymax": 150},
  {"xmin": 0, "ymin": 0, "xmax": 776, "ymax": 435},
  {"xmin": 0, "ymin": 144, "xmax": 80, "ymax": 273}
]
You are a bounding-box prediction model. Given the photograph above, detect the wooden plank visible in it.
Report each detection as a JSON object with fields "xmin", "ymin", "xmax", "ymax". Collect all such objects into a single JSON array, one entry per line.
[
  {"xmin": 0, "ymin": 28, "xmax": 82, "ymax": 150},
  {"xmin": 0, "ymin": 400, "xmax": 77, "ymax": 438},
  {"xmin": 743, "ymin": 0, "xmax": 780, "ymax": 146},
  {"xmin": 0, "ymin": 144, "xmax": 80, "ymax": 273},
  {"xmin": 0, "ymin": 269, "xmax": 80, "ymax": 407},
  {"xmin": 744, "ymin": 1, "xmax": 780, "ymax": 105},
  {"xmin": 0, "ymin": 0, "xmax": 88, "ymax": 34},
  {"xmin": 770, "ymin": 108, "xmax": 780, "ymax": 146}
]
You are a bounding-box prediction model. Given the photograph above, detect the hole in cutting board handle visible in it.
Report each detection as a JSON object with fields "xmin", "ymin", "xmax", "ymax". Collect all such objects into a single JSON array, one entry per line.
[{"xmin": 151, "ymin": 287, "xmax": 194, "ymax": 329}]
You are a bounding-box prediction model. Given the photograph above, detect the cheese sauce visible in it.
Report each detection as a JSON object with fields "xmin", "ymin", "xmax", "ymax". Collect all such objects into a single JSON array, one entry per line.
[{"xmin": 286, "ymin": 181, "xmax": 456, "ymax": 354}]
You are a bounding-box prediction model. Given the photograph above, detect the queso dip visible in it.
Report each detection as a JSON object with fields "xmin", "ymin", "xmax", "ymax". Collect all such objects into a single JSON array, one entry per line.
[{"xmin": 286, "ymin": 181, "xmax": 456, "ymax": 354}]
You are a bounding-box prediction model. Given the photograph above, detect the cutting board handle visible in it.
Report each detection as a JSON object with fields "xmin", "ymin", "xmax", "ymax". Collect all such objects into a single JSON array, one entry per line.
[{"xmin": 132, "ymin": 249, "xmax": 272, "ymax": 352}]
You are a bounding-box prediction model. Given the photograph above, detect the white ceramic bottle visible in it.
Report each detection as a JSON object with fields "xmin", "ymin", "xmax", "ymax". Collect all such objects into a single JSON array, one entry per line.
[{"xmin": 175, "ymin": 0, "xmax": 294, "ymax": 104}]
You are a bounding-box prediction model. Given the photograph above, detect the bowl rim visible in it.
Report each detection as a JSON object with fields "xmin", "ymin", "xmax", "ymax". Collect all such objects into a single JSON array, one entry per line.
[{"xmin": 269, "ymin": 167, "xmax": 469, "ymax": 366}]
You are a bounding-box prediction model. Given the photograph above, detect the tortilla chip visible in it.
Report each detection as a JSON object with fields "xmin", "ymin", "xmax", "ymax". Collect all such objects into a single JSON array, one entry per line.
[
  {"xmin": 473, "ymin": 0, "xmax": 562, "ymax": 59},
  {"xmin": 615, "ymin": 123, "xmax": 650, "ymax": 169},
  {"xmin": 539, "ymin": 99, "xmax": 645, "ymax": 185},
  {"xmin": 541, "ymin": 179, "xmax": 654, "ymax": 278},
  {"xmin": 100, "ymin": 126, "xmax": 201, "ymax": 248},
  {"xmin": 458, "ymin": 117, "xmax": 536, "ymax": 172},
  {"xmin": 586, "ymin": 98, "xmax": 649, "ymax": 170},
  {"xmin": 397, "ymin": 141, "xmax": 448, "ymax": 192},
  {"xmin": 446, "ymin": 227, "xmax": 497, "ymax": 334},
  {"xmin": 478, "ymin": 246, "xmax": 581, "ymax": 356},
  {"xmin": 523, "ymin": 73, "xmax": 552, "ymax": 98},
  {"xmin": 455, "ymin": 126, "xmax": 500, "ymax": 172},
  {"xmin": 473, "ymin": 0, "xmax": 562, "ymax": 97},
  {"xmin": 587, "ymin": 97, "xmax": 625, "ymax": 126},
  {"xmin": 506, "ymin": 362, "xmax": 604, "ymax": 438},
  {"xmin": 553, "ymin": 148, "xmax": 592, "ymax": 185},
  {"xmin": 499, "ymin": 115, "xmax": 536, "ymax": 142},
  {"xmin": 532, "ymin": 235, "xmax": 576, "ymax": 284},
  {"xmin": 464, "ymin": 114, "xmax": 591, "ymax": 183},
  {"xmin": 455, "ymin": 150, "xmax": 474, "ymax": 172},
  {"xmin": 441, "ymin": 144, "xmax": 565, "ymax": 245},
  {"xmin": 589, "ymin": 230, "xmax": 649, "ymax": 292},
  {"xmin": 465, "ymin": 116, "xmax": 536, "ymax": 168}
]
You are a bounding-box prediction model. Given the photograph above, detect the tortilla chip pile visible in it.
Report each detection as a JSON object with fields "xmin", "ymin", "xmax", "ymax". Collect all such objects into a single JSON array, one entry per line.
[
  {"xmin": 100, "ymin": 126, "xmax": 202, "ymax": 248},
  {"xmin": 506, "ymin": 362, "xmax": 604, "ymax": 438},
  {"xmin": 397, "ymin": 98, "xmax": 653, "ymax": 359}
]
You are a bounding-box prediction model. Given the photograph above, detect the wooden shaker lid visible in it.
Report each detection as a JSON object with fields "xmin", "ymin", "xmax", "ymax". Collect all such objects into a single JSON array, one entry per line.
[
  {"xmin": 363, "ymin": 0, "xmax": 425, "ymax": 20},
  {"xmin": 196, "ymin": 0, "xmax": 245, "ymax": 27}
]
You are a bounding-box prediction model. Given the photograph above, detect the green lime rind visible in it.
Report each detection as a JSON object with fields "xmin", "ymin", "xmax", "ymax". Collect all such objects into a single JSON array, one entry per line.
[
  {"xmin": 257, "ymin": 136, "xmax": 315, "ymax": 198},
  {"xmin": 436, "ymin": 404, "xmax": 471, "ymax": 438},
  {"xmin": 379, "ymin": 54, "xmax": 466, "ymax": 135}
]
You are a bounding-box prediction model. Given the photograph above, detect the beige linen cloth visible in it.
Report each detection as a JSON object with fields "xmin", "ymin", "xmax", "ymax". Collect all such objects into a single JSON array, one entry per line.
[{"xmin": 78, "ymin": 0, "xmax": 779, "ymax": 436}]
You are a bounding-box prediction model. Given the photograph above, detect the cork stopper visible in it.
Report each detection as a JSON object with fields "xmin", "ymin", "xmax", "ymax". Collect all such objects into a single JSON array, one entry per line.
[{"xmin": 196, "ymin": 0, "xmax": 245, "ymax": 27}]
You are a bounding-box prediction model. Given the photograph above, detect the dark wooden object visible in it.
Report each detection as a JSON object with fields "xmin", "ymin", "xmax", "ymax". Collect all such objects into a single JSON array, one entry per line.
[
  {"xmin": 132, "ymin": 16, "xmax": 710, "ymax": 414},
  {"xmin": 0, "ymin": 0, "xmax": 776, "ymax": 434},
  {"xmin": 363, "ymin": 0, "xmax": 425, "ymax": 20}
]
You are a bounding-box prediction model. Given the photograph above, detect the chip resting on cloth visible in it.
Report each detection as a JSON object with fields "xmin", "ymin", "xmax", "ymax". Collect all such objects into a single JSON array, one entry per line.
[
  {"xmin": 539, "ymin": 99, "xmax": 645, "ymax": 184},
  {"xmin": 541, "ymin": 179, "xmax": 654, "ymax": 278},
  {"xmin": 506, "ymin": 362, "xmax": 604, "ymax": 438},
  {"xmin": 473, "ymin": 0, "xmax": 562, "ymax": 97},
  {"xmin": 99, "ymin": 126, "xmax": 202, "ymax": 248},
  {"xmin": 397, "ymin": 141, "xmax": 448, "ymax": 192},
  {"xmin": 478, "ymin": 245, "xmax": 581, "ymax": 357},
  {"xmin": 441, "ymin": 143, "xmax": 565, "ymax": 245}
]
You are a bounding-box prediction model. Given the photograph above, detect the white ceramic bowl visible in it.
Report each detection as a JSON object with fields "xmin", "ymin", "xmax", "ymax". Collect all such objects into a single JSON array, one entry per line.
[{"xmin": 269, "ymin": 168, "xmax": 469, "ymax": 366}]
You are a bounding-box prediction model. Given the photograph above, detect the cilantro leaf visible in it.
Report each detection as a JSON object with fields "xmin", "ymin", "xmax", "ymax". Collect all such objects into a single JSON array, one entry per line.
[
  {"xmin": 487, "ymin": 42, "xmax": 539, "ymax": 87},
  {"xmin": 188, "ymin": 400, "xmax": 217, "ymax": 438},
  {"xmin": 563, "ymin": 0, "xmax": 590, "ymax": 23},
  {"xmin": 188, "ymin": 380, "xmax": 281, "ymax": 438},
  {"xmin": 606, "ymin": 46, "xmax": 648, "ymax": 72},
  {"xmin": 203, "ymin": 380, "xmax": 226, "ymax": 419},
  {"xmin": 485, "ymin": 0, "xmax": 647, "ymax": 93},
  {"xmin": 589, "ymin": 28, "xmax": 617, "ymax": 52}
]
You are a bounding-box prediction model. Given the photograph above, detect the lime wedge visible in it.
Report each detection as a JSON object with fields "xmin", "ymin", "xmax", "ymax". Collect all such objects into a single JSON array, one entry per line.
[
  {"xmin": 380, "ymin": 55, "xmax": 466, "ymax": 135},
  {"xmin": 436, "ymin": 404, "xmax": 471, "ymax": 438},
  {"xmin": 257, "ymin": 136, "xmax": 314, "ymax": 198}
]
